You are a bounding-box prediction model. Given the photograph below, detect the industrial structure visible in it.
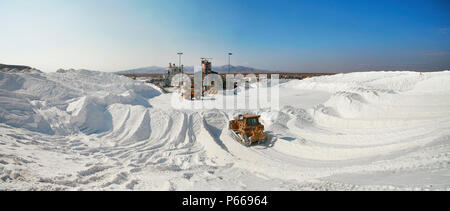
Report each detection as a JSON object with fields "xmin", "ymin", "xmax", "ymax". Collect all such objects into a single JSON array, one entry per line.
[
  {"xmin": 181, "ymin": 58, "xmax": 220, "ymax": 100},
  {"xmin": 164, "ymin": 63, "xmax": 184, "ymax": 87},
  {"xmin": 200, "ymin": 58, "xmax": 218, "ymax": 92}
]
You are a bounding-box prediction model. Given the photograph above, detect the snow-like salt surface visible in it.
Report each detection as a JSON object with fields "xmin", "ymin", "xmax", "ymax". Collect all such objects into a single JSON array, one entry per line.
[{"xmin": 1, "ymin": 69, "xmax": 449, "ymax": 190}]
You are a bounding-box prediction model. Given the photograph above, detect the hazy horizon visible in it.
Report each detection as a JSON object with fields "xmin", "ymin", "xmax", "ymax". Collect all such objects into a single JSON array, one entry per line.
[{"xmin": 1, "ymin": 0, "xmax": 449, "ymax": 73}]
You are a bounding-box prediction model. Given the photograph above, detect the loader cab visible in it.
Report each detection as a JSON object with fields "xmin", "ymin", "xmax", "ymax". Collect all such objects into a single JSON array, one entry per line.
[
  {"xmin": 241, "ymin": 114, "xmax": 261, "ymax": 127},
  {"xmin": 245, "ymin": 117, "xmax": 259, "ymax": 126}
]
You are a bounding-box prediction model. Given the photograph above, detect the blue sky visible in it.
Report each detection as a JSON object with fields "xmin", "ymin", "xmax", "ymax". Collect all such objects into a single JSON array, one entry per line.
[{"xmin": 1, "ymin": 0, "xmax": 449, "ymax": 72}]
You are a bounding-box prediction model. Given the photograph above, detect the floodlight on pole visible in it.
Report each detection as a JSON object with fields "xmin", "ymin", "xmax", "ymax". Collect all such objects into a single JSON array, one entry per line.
[
  {"xmin": 177, "ymin": 52, "xmax": 183, "ymax": 73},
  {"xmin": 228, "ymin": 53, "xmax": 232, "ymax": 73}
]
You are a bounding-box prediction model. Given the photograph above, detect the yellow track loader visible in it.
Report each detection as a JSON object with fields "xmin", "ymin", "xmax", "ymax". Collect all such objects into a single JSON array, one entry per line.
[{"xmin": 229, "ymin": 114, "xmax": 269, "ymax": 146}]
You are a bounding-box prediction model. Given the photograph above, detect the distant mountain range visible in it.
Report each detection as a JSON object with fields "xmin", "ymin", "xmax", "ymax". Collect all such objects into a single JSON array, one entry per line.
[
  {"xmin": 116, "ymin": 66, "xmax": 166, "ymax": 74},
  {"xmin": 116, "ymin": 65, "xmax": 276, "ymax": 74},
  {"xmin": 1, "ymin": 63, "xmax": 276, "ymax": 74}
]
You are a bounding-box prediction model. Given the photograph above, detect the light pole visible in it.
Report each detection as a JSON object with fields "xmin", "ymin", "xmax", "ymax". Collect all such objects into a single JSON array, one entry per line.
[
  {"xmin": 177, "ymin": 52, "xmax": 183, "ymax": 73},
  {"xmin": 228, "ymin": 53, "xmax": 232, "ymax": 73}
]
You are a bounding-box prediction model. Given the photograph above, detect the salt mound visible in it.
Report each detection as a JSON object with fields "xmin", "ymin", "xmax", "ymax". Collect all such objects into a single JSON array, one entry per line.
[
  {"xmin": 0, "ymin": 90, "xmax": 53, "ymax": 134},
  {"xmin": 0, "ymin": 69, "xmax": 162, "ymax": 135},
  {"xmin": 106, "ymin": 104, "xmax": 152, "ymax": 144},
  {"xmin": 67, "ymin": 96, "xmax": 112, "ymax": 134},
  {"xmin": 283, "ymin": 71, "xmax": 448, "ymax": 93}
]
